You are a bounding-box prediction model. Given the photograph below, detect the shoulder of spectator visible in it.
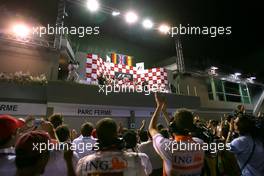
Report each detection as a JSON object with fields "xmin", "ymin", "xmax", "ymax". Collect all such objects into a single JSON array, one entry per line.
[{"xmin": 230, "ymin": 136, "xmax": 250, "ymax": 153}]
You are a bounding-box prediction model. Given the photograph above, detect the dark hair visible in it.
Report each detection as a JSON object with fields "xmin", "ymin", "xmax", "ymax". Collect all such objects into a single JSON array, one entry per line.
[
  {"xmin": 225, "ymin": 114, "xmax": 233, "ymax": 123},
  {"xmin": 160, "ymin": 129, "xmax": 170, "ymax": 139},
  {"xmin": 123, "ymin": 130, "xmax": 137, "ymax": 149},
  {"xmin": 55, "ymin": 125, "xmax": 70, "ymax": 142},
  {"xmin": 96, "ymin": 118, "xmax": 117, "ymax": 147},
  {"xmin": 157, "ymin": 123, "xmax": 164, "ymax": 131},
  {"xmin": 81, "ymin": 122, "xmax": 94, "ymax": 137},
  {"xmin": 139, "ymin": 130, "xmax": 148, "ymax": 142},
  {"xmin": 211, "ymin": 120, "xmax": 219, "ymax": 127},
  {"xmin": 170, "ymin": 109, "xmax": 194, "ymax": 135},
  {"xmin": 48, "ymin": 114, "xmax": 63, "ymax": 129},
  {"xmin": 236, "ymin": 115, "xmax": 255, "ymax": 135}
]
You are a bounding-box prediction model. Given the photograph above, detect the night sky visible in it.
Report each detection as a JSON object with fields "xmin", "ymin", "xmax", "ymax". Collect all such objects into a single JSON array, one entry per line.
[{"xmin": 0, "ymin": 0, "xmax": 263, "ymax": 81}]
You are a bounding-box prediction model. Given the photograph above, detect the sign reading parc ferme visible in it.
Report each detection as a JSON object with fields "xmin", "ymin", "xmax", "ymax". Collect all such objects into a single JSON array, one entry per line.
[
  {"xmin": 52, "ymin": 104, "xmax": 131, "ymax": 117},
  {"xmin": 0, "ymin": 102, "xmax": 46, "ymax": 115},
  {"xmin": 76, "ymin": 108, "xmax": 130, "ymax": 117}
]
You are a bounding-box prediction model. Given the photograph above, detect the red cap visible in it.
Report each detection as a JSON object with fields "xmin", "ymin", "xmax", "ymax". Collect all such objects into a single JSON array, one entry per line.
[
  {"xmin": 0, "ymin": 114, "xmax": 25, "ymax": 139},
  {"xmin": 15, "ymin": 131, "xmax": 50, "ymax": 157}
]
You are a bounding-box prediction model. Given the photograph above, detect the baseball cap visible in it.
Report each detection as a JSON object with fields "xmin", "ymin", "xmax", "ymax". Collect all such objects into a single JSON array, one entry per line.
[
  {"xmin": 0, "ymin": 114, "xmax": 25, "ymax": 139},
  {"xmin": 15, "ymin": 131, "xmax": 50, "ymax": 168}
]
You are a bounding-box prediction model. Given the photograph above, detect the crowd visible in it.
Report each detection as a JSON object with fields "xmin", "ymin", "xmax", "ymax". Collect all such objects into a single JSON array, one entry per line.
[
  {"xmin": 1, "ymin": 94, "xmax": 264, "ymax": 176},
  {"xmin": 0, "ymin": 71, "xmax": 47, "ymax": 85}
]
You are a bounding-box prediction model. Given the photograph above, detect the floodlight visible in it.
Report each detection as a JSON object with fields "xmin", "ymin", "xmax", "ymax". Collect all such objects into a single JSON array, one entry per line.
[
  {"xmin": 12, "ymin": 24, "xmax": 30, "ymax": 38},
  {"xmin": 125, "ymin": 11, "xmax": 138, "ymax": 24},
  {"xmin": 87, "ymin": 0, "xmax": 99, "ymax": 12},
  {"xmin": 112, "ymin": 11, "xmax": 120, "ymax": 16},
  {"xmin": 142, "ymin": 19, "xmax": 153, "ymax": 29},
  {"xmin": 159, "ymin": 24, "xmax": 170, "ymax": 34}
]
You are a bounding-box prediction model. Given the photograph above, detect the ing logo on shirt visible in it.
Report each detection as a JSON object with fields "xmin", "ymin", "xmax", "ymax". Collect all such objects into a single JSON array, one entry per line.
[{"xmin": 85, "ymin": 157, "xmax": 128, "ymax": 172}]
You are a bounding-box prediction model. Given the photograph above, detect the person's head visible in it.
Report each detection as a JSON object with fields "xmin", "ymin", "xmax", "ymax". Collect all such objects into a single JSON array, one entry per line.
[
  {"xmin": 210, "ymin": 120, "xmax": 219, "ymax": 128},
  {"xmin": 55, "ymin": 125, "xmax": 70, "ymax": 142},
  {"xmin": 234, "ymin": 115, "xmax": 255, "ymax": 136},
  {"xmin": 96, "ymin": 118, "xmax": 118, "ymax": 148},
  {"xmin": 0, "ymin": 115, "xmax": 25, "ymax": 148},
  {"xmin": 138, "ymin": 130, "xmax": 149, "ymax": 142},
  {"xmin": 81, "ymin": 122, "xmax": 94, "ymax": 137},
  {"xmin": 37, "ymin": 121, "xmax": 56, "ymax": 140},
  {"xmin": 225, "ymin": 114, "xmax": 233, "ymax": 123},
  {"xmin": 15, "ymin": 131, "xmax": 50, "ymax": 175},
  {"xmin": 48, "ymin": 114, "xmax": 63, "ymax": 129},
  {"xmin": 170, "ymin": 109, "xmax": 194, "ymax": 135},
  {"xmin": 123, "ymin": 130, "xmax": 137, "ymax": 149},
  {"xmin": 237, "ymin": 104, "xmax": 245, "ymax": 113},
  {"xmin": 157, "ymin": 123, "xmax": 164, "ymax": 131},
  {"xmin": 160, "ymin": 129, "xmax": 170, "ymax": 139}
]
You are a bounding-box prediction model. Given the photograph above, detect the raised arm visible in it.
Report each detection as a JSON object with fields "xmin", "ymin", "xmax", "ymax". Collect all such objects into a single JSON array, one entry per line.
[
  {"xmin": 161, "ymin": 101, "xmax": 171, "ymax": 126},
  {"xmin": 139, "ymin": 119, "xmax": 146, "ymax": 132},
  {"xmin": 149, "ymin": 93, "xmax": 165, "ymax": 137}
]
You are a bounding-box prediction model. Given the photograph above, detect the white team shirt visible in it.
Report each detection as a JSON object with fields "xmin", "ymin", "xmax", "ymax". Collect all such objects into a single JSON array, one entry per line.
[
  {"xmin": 72, "ymin": 136, "xmax": 98, "ymax": 159},
  {"xmin": 76, "ymin": 150, "xmax": 152, "ymax": 176},
  {"xmin": 153, "ymin": 134, "xmax": 204, "ymax": 176},
  {"xmin": 138, "ymin": 140, "xmax": 163, "ymax": 170}
]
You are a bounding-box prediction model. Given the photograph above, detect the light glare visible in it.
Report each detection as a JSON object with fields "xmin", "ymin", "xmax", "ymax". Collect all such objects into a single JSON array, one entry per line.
[
  {"xmin": 159, "ymin": 24, "xmax": 170, "ymax": 34},
  {"xmin": 12, "ymin": 24, "xmax": 30, "ymax": 38},
  {"xmin": 87, "ymin": 0, "xmax": 99, "ymax": 12},
  {"xmin": 125, "ymin": 11, "xmax": 138, "ymax": 24},
  {"xmin": 142, "ymin": 19, "xmax": 153, "ymax": 29},
  {"xmin": 112, "ymin": 11, "xmax": 120, "ymax": 16}
]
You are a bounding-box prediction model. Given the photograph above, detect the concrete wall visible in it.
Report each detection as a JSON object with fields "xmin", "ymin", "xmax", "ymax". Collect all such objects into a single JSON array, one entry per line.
[{"xmin": 0, "ymin": 40, "xmax": 60, "ymax": 80}]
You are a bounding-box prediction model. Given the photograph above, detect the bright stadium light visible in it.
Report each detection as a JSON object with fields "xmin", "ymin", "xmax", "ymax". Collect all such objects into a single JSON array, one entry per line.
[
  {"xmin": 210, "ymin": 66, "xmax": 218, "ymax": 70},
  {"xmin": 159, "ymin": 24, "xmax": 170, "ymax": 34},
  {"xmin": 112, "ymin": 11, "xmax": 120, "ymax": 16},
  {"xmin": 142, "ymin": 19, "xmax": 153, "ymax": 29},
  {"xmin": 87, "ymin": 0, "xmax": 100, "ymax": 12},
  {"xmin": 235, "ymin": 72, "xmax": 241, "ymax": 76},
  {"xmin": 125, "ymin": 11, "xmax": 138, "ymax": 24},
  {"xmin": 12, "ymin": 24, "xmax": 30, "ymax": 38}
]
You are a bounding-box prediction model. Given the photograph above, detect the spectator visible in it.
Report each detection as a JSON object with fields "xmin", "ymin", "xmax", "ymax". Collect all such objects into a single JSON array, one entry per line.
[
  {"xmin": 76, "ymin": 118, "xmax": 152, "ymax": 176},
  {"xmin": 0, "ymin": 115, "xmax": 25, "ymax": 176},
  {"xmin": 139, "ymin": 130, "xmax": 149, "ymax": 143},
  {"xmin": 15, "ymin": 131, "xmax": 50, "ymax": 176},
  {"xmin": 48, "ymin": 113, "xmax": 63, "ymax": 129},
  {"xmin": 159, "ymin": 129, "xmax": 170, "ymax": 139},
  {"xmin": 149, "ymin": 93, "xmax": 204, "ymax": 176},
  {"xmin": 42, "ymin": 124, "xmax": 79, "ymax": 176},
  {"xmin": 37, "ymin": 120, "xmax": 58, "ymax": 143},
  {"xmin": 123, "ymin": 130, "xmax": 138, "ymax": 152},
  {"xmin": 138, "ymin": 132, "xmax": 163, "ymax": 176},
  {"xmin": 56, "ymin": 125, "xmax": 71, "ymax": 142},
  {"xmin": 72, "ymin": 122, "xmax": 97, "ymax": 158},
  {"xmin": 227, "ymin": 114, "xmax": 264, "ymax": 176}
]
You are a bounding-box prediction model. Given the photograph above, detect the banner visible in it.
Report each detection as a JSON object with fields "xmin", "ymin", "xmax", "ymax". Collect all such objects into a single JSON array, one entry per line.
[{"xmin": 0, "ymin": 102, "xmax": 47, "ymax": 116}]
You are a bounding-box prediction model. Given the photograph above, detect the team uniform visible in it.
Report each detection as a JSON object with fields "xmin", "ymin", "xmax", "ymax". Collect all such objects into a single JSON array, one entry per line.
[
  {"xmin": 76, "ymin": 150, "xmax": 152, "ymax": 176},
  {"xmin": 153, "ymin": 134, "xmax": 204, "ymax": 176}
]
